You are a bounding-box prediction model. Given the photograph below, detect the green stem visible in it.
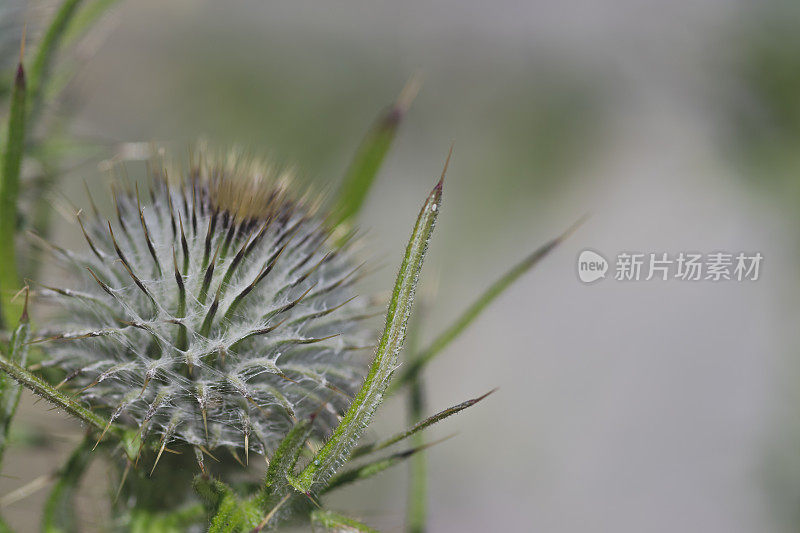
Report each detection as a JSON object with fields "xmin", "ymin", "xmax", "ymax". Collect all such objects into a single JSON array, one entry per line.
[{"xmin": 406, "ymin": 375, "xmax": 427, "ymax": 533}]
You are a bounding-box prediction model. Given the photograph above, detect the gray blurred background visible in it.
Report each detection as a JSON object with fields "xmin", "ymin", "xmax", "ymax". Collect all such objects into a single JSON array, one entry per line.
[{"xmin": 3, "ymin": 0, "xmax": 800, "ymax": 531}]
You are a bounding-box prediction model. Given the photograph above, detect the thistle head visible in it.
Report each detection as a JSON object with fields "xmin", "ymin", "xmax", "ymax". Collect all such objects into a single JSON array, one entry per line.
[{"xmin": 39, "ymin": 149, "xmax": 374, "ymax": 458}]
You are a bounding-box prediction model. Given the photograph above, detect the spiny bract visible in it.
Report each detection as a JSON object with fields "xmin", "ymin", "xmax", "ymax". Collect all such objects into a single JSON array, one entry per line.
[{"xmin": 39, "ymin": 151, "xmax": 374, "ymax": 457}]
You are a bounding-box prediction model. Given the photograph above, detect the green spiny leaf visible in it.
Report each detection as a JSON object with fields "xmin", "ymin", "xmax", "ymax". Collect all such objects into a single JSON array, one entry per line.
[
  {"xmin": 217, "ymin": 497, "xmax": 261, "ymax": 533},
  {"xmin": 310, "ymin": 509, "xmax": 378, "ymax": 533},
  {"xmin": 330, "ymin": 76, "xmax": 419, "ymax": 229},
  {"xmin": 321, "ymin": 438, "xmax": 446, "ymax": 494},
  {"xmin": 351, "ymin": 388, "xmax": 495, "ymax": 459},
  {"xmin": 0, "ymin": 351, "xmax": 114, "ymax": 434},
  {"xmin": 42, "ymin": 436, "xmax": 94, "ymax": 533},
  {"xmin": 207, "ymin": 492, "xmax": 246, "ymax": 533},
  {"xmin": 288, "ymin": 153, "xmax": 446, "ymax": 493},
  {"xmin": 390, "ymin": 216, "xmax": 586, "ymax": 392},
  {"xmin": 0, "ymin": 60, "xmax": 26, "ymax": 329},
  {"xmin": 193, "ymin": 475, "xmax": 231, "ymax": 512},
  {"xmin": 194, "ymin": 475, "xmax": 262, "ymax": 532}
]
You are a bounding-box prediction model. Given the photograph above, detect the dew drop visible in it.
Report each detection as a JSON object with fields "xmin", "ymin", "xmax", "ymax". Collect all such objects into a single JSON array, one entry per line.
[
  {"xmin": 314, "ymin": 459, "xmax": 320, "ymax": 466},
  {"xmin": 431, "ymin": 203, "xmax": 438, "ymax": 212}
]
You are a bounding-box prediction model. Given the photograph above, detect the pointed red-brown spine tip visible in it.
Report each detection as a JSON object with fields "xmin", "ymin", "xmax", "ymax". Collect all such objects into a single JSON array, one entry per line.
[
  {"xmin": 15, "ymin": 63, "xmax": 25, "ymax": 87},
  {"xmin": 382, "ymin": 72, "xmax": 423, "ymax": 126},
  {"xmin": 433, "ymin": 143, "xmax": 453, "ymax": 194},
  {"xmin": 20, "ymin": 286, "xmax": 29, "ymax": 323},
  {"xmin": 477, "ymin": 387, "xmax": 498, "ymax": 402},
  {"xmin": 383, "ymin": 106, "xmax": 403, "ymax": 128}
]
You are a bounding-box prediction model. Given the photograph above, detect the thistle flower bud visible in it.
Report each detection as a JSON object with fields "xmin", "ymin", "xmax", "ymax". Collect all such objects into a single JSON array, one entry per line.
[{"xmin": 40, "ymin": 151, "xmax": 374, "ymax": 458}]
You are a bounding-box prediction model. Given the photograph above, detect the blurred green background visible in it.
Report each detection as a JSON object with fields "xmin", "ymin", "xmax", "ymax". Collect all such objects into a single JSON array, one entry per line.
[{"xmin": 3, "ymin": 0, "xmax": 800, "ymax": 531}]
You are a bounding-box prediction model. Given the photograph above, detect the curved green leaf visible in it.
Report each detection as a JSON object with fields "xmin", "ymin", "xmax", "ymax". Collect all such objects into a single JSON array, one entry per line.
[
  {"xmin": 322, "ymin": 438, "xmax": 446, "ymax": 495},
  {"xmin": 351, "ymin": 389, "xmax": 494, "ymax": 460},
  {"xmin": 390, "ymin": 216, "xmax": 586, "ymax": 392},
  {"xmin": 27, "ymin": 0, "xmax": 83, "ymax": 118},
  {"xmin": 330, "ymin": 76, "xmax": 419, "ymax": 229}
]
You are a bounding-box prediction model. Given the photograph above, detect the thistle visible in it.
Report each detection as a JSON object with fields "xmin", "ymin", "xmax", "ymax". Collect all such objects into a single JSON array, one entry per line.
[
  {"xmin": 38, "ymin": 151, "xmax": 376, "ymax": 460},
  {"xmin": 0, "ymin": 12, "xmax": 576, "ymax": 526}
]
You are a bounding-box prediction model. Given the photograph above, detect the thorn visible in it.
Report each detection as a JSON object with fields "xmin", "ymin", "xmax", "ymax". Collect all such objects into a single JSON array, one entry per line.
[
  {"xmin": 255, "ymin": 493, "xmax": 291, "ymax": 531},
  {"xmin": 201, "ymin": 405, "xmax": 209, "ymax": 443},
  {"xmin": 196, "ymin": 445, "xmax": 219, "ymax": 462},
  {"xmin": 229, "ymin": 447, "xmax": 245, "ymax": 467},
  {"xmin": 10, "ymin": 285, "xmax": 26, "ymax": 303},
  {"xmin": 274, "ymin": 372, "xmax": 300, "ymax": 386},
  {"xmin": 93, "ymin": 417, "xmax": 115, "ymax": 450},
  {"xmin": 86, "ymin": 267, "xmax": 113, "ymax": 297},
  {"xmin": 133, "ymin": 450, "xmax": 141, "ymax": 469},
  {"xmin": 18, "ymin": 286, "xmax": 29, "ymax": 323},
  {"xmin": 244, "ymin": 395, "xmax": 270, "ymax": 418},
  {"xmin": 55, "ymin": 368, "xmax": 83, "ymax": 389},
  {"xmin": 114, "ymin": 459, "xmax": 131, "ymax": 503},
  {"xmin": 473, "ymin": 387, "xmax": 499, "ymax": 403},
  {"xmin": 74, "ymin": 378, "xmax": 100, "ymax": 397},
  {"xmin": 150, "ymin": 433, "xmax": 168, "ymax": 477},
  {"xmin": 244, "ymin": 431, "xmax": 249, "ymax": 466},
  {"xmin": 194, "ymin": 447, "xmax": 206, "ymax": 476},
  {"xmin": 321, "ymin": 380, "xmax": 352, "ymax": 401},
  {"xmin": 303, "ymin": 492, "xmax": 322, "ymax": 509},
  {"xmin": 84, "ymin": 180, "xmax": 100, "ymax": 217},
  {"xmin": 139, "ymin": 374, "xmax": 151, "ymax": 397},
  {"xmin": 76, "ymin": 213, "xmax": 105, "ymax": 261},
  {"xmin": 436, "ymin": 143, "xmax": 453, "ymax": 191}
]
